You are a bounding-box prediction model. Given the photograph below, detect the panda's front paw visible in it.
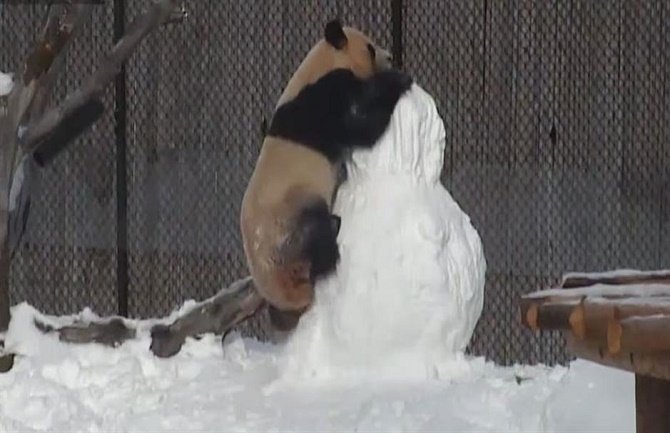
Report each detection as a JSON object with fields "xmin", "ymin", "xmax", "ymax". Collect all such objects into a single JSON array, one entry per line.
[
  {"xmin": 360, "ymin": 70, "xmax": 413, "ymax": 112},
  {"xmin": 374, "ymin": 69, "xmax": 413, "ymax": 96}
]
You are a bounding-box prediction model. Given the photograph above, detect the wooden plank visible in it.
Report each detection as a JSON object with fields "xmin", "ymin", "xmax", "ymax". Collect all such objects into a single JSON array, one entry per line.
[
  {"xmin": 609, "ymin": 315, "xmax": 670, "ymax": 355},
  {"xmin": 635, "ymin": 374, "xmax": 670, "ymax": 433},
  {"xmin": 566, "ymin": 333, "xmax": 670, "ymax": 381}
]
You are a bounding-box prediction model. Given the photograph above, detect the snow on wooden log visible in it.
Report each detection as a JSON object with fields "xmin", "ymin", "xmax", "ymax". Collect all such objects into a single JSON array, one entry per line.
[
  {"xmin": 520, "ymin": 272, "xmax": 670, "ymax": 357},
  {"xmin": 34, "ymin": 316, "xmax": 136, "ymax": 347},
  {"xmin": 35, "ymin": 276, "xmax": 265, "ymax": 358},
  {"xmin": 561, "ymin": 269, "xmax": 670, "ymax": 288},
  {"xmin": 608, "ymin": 315, "xmax": 670, "ymax": 355},
  {"xmin": 523, "ymin": 284, "xmax": 670, "ymax": 302}
]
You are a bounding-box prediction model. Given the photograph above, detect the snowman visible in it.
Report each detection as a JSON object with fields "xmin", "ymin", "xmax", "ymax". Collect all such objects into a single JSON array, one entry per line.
[{"xmin": 278, "ymin": 83, "xmax": 487, "ymax": 382}]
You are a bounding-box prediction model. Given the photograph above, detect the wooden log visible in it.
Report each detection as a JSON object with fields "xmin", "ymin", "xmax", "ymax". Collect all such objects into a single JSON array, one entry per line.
[
  {"xmin": 608, "ymin": 315, "xmax": 670, "ymax": 355},
  {"xmin": 562, "ymin": 271, "xmax": 670, "ymax": 289},
  {"xmin": 635, "ymin": 374, "xmax": 670, "ymax": 433},
  {"xmin": 35, "ymin": 276, "xmax": 265, "ymax": 358},
  {"xmin": 520, "ymin": 298, "xmax": 582, "ymax": 332},
  {"xmin": 35, "ymin": 316, "xmax": 136, "ymax": 347},
  {"xmin": 571, "ymin": 297, "xmax": 670, "ymax": 341},
  {"xmin": 149, "ymin": 276, "xmax": 264, "ymax": 358},
  {"xmin": 566, "ymin": 333, "xmax": 670, "ymax": 381},
  {"xmin": 520, "ymin": 295, "xmax": 584, "ymax": 328}
]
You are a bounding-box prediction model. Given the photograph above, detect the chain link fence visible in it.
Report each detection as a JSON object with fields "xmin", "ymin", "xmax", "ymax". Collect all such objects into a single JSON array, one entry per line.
[{"xmin": 1, "ymin": 0, "xmax": 668, "ymax": 366}]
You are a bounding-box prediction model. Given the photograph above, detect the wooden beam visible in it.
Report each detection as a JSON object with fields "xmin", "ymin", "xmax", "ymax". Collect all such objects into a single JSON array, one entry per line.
[
  {"xmin": 635, "ymin": 374, "xmax": 670, "ymax": 433},
  {"xmin": 520, "ymin": 297, "xmax": 582, "ymax": 332},
  {"xmin": 608, "ymin": 315, "xmax": 670, "ymax": 355},
  {"xmin": 571, "ymin": 297, "xmax": 670, "ymax": 341},
  {"xmin": 566, "ymin": 333, "xmax": 670, "ymax": 381}
]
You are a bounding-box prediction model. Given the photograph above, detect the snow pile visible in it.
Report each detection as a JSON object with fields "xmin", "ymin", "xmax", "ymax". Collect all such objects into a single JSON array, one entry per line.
[
  {"xmin": 0, "ymin": 303, "xmax": 634, "ymax": 433},
  {"xmin": 0, "ymin": 72, "xmax": 13, "ymax": 96},
  {"xmin": 278, "ymin": 83, "xmax": 486, "ymax": 382}
]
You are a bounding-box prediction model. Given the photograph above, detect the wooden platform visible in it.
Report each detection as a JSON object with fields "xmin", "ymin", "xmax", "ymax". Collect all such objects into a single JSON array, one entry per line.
[{"xmin": 519, "ymin": 270, "xmax": 670, "ymax": 433}]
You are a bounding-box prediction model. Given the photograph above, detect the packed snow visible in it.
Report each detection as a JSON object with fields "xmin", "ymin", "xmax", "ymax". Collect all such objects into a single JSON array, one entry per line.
[
  {"xmin": 0, "ymin": 83, "xmax": 636, "ymax": 432},
  {"xmin": 0, "ymin": 71, "xmax": 12, "ymax": 96},
  {"xmin": 1, "ymin": 303, "xmax": 635, "ymax": 433}
]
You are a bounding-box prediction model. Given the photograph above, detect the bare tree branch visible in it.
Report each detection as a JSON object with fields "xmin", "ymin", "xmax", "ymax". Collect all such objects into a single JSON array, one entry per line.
[
  {"xmin": 7, "ymin": 4, "xmax": 93, "ymax": 258},
  {"xmin": 34, "ymin": 316, "xmax": 136, "ymax": 347},
  {"xmin": 0, "ymin": 1, "xmax": 93, "ymax": 374},
  {"xmin": 26, "ymin": 4, "xmax": 94, "ymax": 124},
  {"xmin": 21, "ymin": 0, "xmax": 182, "ymax": 154},
  {"xmin": 34, "ymin": 276, "xmax": 265, "ymax": 358},
  {"xmin": 150, "ymin": 277, "xmax": 264, "ymax": 358},
  {"xmin": 1, "ymin": 0, "xmax": 189, "ymax": 371},
  {"xmin": 165, "ymin": 2, "xmax": 188, "ymax": 25}
]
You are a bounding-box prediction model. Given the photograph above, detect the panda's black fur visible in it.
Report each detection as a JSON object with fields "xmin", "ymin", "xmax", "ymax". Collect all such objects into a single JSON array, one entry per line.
[
  {"xmin": 268, "ymin": 68, "xmax": 413, "ymax": 163},
  {"xmin": 267, "ymin": 67, "xmax": 412, "ymax": 282}
]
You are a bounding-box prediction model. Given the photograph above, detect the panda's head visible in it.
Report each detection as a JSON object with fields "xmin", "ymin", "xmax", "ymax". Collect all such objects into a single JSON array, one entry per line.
[
  {"xmin": 277, "ymin": 20, "xmax": 394, "ymax": 106},
  {"xmin": 323, "ymin": 19, "xmax": 394, "ymax": 76}
]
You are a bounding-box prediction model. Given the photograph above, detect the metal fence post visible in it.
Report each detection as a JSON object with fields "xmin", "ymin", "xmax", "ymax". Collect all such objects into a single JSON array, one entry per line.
[{"xmin": 114, "ymin": 0, "xmax": 129, "ymax": 317}]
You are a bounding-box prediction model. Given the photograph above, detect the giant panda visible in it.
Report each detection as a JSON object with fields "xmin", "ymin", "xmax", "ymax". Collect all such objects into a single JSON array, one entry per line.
[{"xmin": 240, "ymin": 19, "xmax": 412, "ymax": 330}]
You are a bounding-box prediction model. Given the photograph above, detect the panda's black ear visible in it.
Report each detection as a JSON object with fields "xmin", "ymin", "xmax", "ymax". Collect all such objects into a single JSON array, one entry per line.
[{"xmin": 325, "ymin": 19, "xmax": 347, "ymax": 49}]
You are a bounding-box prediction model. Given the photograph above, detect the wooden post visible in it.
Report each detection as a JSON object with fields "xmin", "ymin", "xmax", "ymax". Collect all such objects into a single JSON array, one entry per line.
[{"xmin": 635, "ymin": 374, "xmax": 670, "ymax": 433}]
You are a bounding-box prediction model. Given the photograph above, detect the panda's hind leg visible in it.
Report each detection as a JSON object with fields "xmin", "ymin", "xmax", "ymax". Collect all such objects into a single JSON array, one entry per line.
[
  {"xmin": 293, "ymin": 198, "xmax": 341, "ymax": 281},
  {"xmin": 268, "ymin": 199, "xmax": 340, "ymax": 331}
]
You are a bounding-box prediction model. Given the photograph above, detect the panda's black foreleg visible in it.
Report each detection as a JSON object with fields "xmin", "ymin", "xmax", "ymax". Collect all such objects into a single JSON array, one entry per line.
[{"xmin": 345, "ymin": 69, "xmax": 413, "ymax": 148}]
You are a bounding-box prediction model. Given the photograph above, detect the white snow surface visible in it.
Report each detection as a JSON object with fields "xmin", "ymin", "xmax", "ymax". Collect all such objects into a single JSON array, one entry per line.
[
  {"xmin": 2, "ymin": 303, "xmax": 635, "ymax": 433},
  {"xmin": 0, "ymin": 83, "xmax": 635, "ymax": 431},
  {"xmin": 0, "ymin": 72, "xmax": 13, "ymax": 96},
  {"xmin": 526, "ymin": 283, "xmax": 670, "ymax": 299},
  {"xmin": 278, "ymin": 83, "xmax": 486, "ymax": 383},
  {"xmin": 562, "ymin": 269, "xmax": 670, "ymax": 282}
]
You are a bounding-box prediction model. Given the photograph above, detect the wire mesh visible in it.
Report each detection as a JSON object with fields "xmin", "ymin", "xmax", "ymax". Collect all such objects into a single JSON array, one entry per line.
[
  {"xmin": 403, "ymin": 0, "xmax": 668, "ymax": 365},
  {"xmin": 0, "ymin": 0, "xmax": 668, "ymax": 366}
]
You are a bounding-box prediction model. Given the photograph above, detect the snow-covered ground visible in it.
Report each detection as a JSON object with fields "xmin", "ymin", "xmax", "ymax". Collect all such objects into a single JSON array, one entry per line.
[{"xmin": 0, "ymin": 302, "xmax": 634, "ymax": 433}]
